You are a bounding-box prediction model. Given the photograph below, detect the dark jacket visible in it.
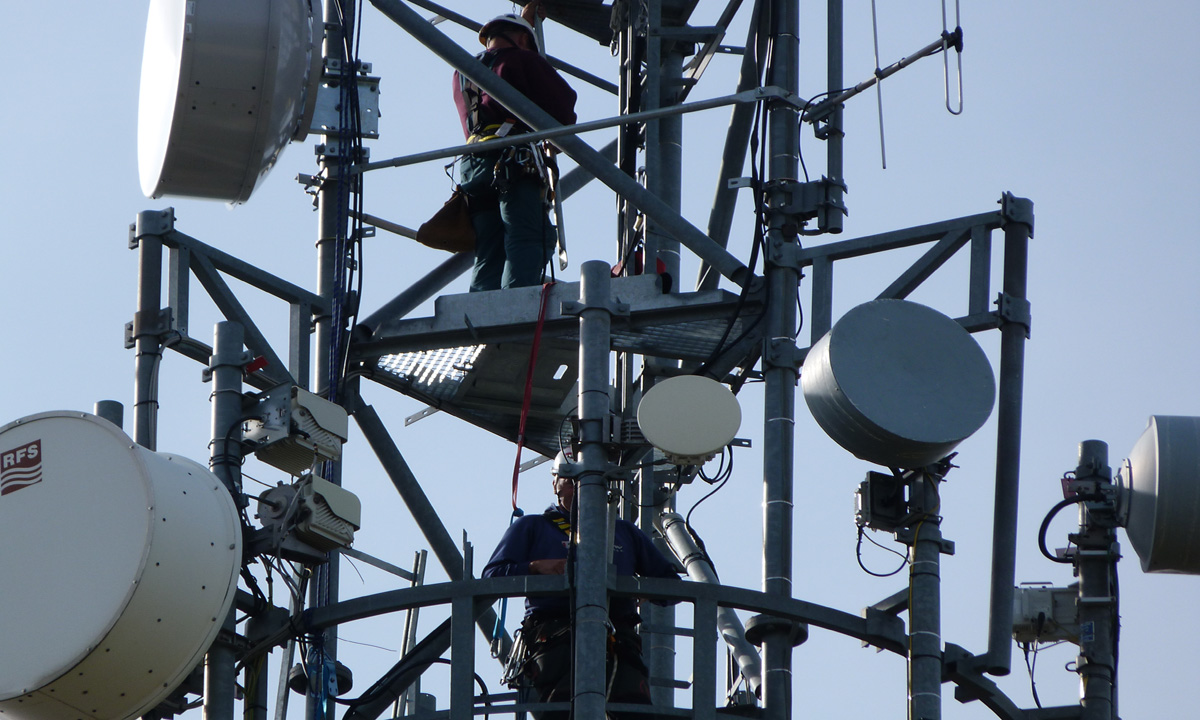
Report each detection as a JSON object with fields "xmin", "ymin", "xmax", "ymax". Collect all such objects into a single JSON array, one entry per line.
[
  {"xmin": 453, "ymin": 47, "xmax": 577, "ymax": 139},
  {"xmin": 482, "ymin": 504, "xmax": 679, "ymax": 622}
]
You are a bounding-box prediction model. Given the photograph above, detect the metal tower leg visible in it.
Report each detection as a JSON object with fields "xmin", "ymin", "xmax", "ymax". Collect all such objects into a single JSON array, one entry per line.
[
  {"xmin": 984, "ymin": 194, "xmax": 1033, "ymax": 675},
  {"xmin": 907, "ymin": 473, "xmax": 944, "ymax": 720},
  {"xmin": 760, "ymin": 1, "xmax": 802, "ymax": 718},
  {"xmin": 575, "ymin": 261, "xmax": 617, "ymax": 720},
  {"xmin": 1073, "ymin": 441, "xmax": 1119, "ymax": 720},
  {"xmin": 132, "ymin": 210, "xmax": 169, "ymax": 451},
  {"xmin": 205, "ymin": 321, "xmax": 246, "ymax": 720}
]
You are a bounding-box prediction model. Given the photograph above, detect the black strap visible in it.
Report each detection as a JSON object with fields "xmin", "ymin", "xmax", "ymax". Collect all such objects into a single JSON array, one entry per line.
[
  {"xmin": 543, "ymin": 509, "xmax": 571, "ymax": 536},
  {"xmin": 460, "ymin": 51, "xmax": 502, "ymax": 135}
]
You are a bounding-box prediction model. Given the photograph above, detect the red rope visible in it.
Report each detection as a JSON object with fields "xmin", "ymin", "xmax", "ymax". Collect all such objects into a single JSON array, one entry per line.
[{"xmin": 511, "ymin": 282, "xmax": 555, "ymax": 511}]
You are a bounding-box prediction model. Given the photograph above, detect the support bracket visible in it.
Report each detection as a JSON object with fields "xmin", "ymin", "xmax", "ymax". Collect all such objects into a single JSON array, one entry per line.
[
  {"xmin": 560, "ymin": 299, "xmax": 631, "ymax": 318},
  {"xmin": 1000, "ymin": 192, "xmax": 1035, "ymax": 237},
  {"xmin": 763, "ymin": 337, "xmax": 802, "ymax": 375},
  {"xmin": 129, "ymin": 208, "xmax": 176, "ymax": 247},
  {"xmin": 994, "ymin": 292, "xmax": 1032, "ymax": 337},
  {"xmin": 766, "ymin": 177, "xmax": 848, "ymax": 230}
]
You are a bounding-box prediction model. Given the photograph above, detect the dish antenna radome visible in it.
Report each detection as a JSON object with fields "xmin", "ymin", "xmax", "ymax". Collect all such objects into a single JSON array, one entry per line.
[
  {"xmin": 637, "ymin": 375, "xmax": 742, "ymax": 465},
  {"xmin": 1117, "ymin": 415, "xmax": 1200, "ymax": 574},
  {"xmin": 137, "ymin": 0, "xmax": 322, "ymax": 203},
  {"xmin": 801, "ymin": 299, "xmax": 996, "ymax": 469},
  {"xmin": 0, "ymin": 412, "xmax": 242, "ymax": 720}
]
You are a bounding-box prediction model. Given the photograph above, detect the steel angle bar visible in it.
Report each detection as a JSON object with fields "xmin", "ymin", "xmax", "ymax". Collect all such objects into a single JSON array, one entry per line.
[
  {"xmin": 794, "ymin": 210, "xmax": 1002, "ymax": 264},
  {"xmin": 683, "ymin": 0, "xmax": 745, "ymax": 83},
  {"xmin": 369, "ymin": 0, "xmax": 752, "ymax": 288},
  {"xmin": 357, "ymin": 252, "xmax": 474, "ymax": 332},
  {"xmin": 340, "ymin": 617, "xmax": 453, "ymax": 720},
  {"xmin": 697, "ymin": 0, "xmax": 769, "ymax": 292},
  {"xmin": 875, "ymin": 226, "xmax": 972, "ymax": 300},
  {"xmin": 353, "ymin": 402, "xmax": 513, "ymax": 657},
  {"xmin": 968, "ymin": 224, "xmax": 993, "ymax": 315},
  {"xmin": 356, "ymin": 87, "xmax": 784, "ymax": 174},
  {"xmin": 338, "ymin": 546, "xmax": 417, "ymax": 581},
  {"xmin": 188, "ymin": 251, "xmax": 295, "ymax": 387},
  {"xmin": 160, "ymin": 229, "xmax": 328, "ymax": 311},
  {"xmin": 559, "ymin": 139, "xmax": 617, "ymax": 199},
  {"xmin": 168, "ymin": 245, "xmax": 191, "ymax": 330}
]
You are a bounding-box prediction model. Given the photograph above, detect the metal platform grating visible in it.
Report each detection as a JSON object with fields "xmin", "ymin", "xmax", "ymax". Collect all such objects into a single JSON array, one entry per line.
[{"xmin": 362, "ymin": 277, "xmax": 763, "ymax": 456}]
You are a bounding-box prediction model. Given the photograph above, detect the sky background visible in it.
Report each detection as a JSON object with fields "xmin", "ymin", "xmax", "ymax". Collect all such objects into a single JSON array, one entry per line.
[{"xmin": 2, "ymin": 1, "xmax": 1198, "ymax": 719}]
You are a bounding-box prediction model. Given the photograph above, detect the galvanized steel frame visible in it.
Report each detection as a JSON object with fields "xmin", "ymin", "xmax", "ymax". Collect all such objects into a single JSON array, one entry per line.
[{"xmin": 122, "ymin": 2, "xmax": 1055, "ymax": 720}]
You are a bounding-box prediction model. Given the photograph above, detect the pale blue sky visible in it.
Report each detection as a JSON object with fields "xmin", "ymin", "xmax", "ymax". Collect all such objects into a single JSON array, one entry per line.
[{"xmin": 2, "ymin": 2, "xmax": 1198, "ymax": 718}]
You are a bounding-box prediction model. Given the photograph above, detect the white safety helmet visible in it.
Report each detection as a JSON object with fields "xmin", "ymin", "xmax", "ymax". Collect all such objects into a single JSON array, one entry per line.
[
  {"xmin": 479, "ymin": 14, "xmax": 539, "ymax": 52},
  {"xmin": 551, "ymin": 450, "xmax": 576, "ymax": 476}
]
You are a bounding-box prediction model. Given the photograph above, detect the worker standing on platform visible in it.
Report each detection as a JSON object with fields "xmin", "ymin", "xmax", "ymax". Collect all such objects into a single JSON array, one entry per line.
[
  {"xmin": 453, "ymin": 1, "xmax": 577, "ymax": 292},
  {"xmin": 482, "ymin": 451, "xmax": 679, "ymax": 720}
]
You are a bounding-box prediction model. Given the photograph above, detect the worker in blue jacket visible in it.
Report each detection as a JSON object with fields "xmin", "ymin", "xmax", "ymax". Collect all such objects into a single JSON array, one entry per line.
[{"xmin": 482, "ymin": 451, "xmax": 679, "ymax": 719}]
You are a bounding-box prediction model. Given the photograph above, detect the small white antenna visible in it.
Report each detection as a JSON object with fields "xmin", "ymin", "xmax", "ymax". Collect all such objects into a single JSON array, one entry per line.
[{"xmin": 943, "ymin": 0, "xmax": 964, "ymax": 115}]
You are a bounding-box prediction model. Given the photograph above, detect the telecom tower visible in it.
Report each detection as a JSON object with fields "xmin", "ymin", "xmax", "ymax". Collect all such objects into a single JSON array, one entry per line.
[{"xmin": 2, "ymin": 3, "xmax": 1197, "ymax": 720}]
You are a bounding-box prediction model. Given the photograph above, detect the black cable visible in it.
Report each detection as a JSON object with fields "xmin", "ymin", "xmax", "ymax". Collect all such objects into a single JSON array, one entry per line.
[
  {"xmin": 1021, "ymin": 641, "xmax": 1043, "ymax": 709},
  {"xmin": 1037, "ymin": 495, "xmax": 1092, "ymax": 564},
  {"xmin": 685, "ymin": 461, "xmax": 733, "ymax": 529},
  {"xmin": 855, "ymin": 527, "xmax": 908, "ymax": 577}
]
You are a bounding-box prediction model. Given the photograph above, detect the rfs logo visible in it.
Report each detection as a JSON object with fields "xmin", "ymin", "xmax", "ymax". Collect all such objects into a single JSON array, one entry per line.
[{"xmin": 1, "ymin": 439, "xmax": 42, "ymax": 496}]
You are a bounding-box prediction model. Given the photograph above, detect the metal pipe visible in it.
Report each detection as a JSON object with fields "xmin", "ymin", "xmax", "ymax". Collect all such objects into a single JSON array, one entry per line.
[
  {"xmin": 368, "ymin": 0, "xmax": 752, "ymax": 289},
  {"xmin": 94, "ymin": 400, "xmax": 124, "ymax": 430},
  {"xmin": 983, "ymin": 194, "xmax": 1033, "ymax": 675},
  {"xmin": 824, "ymin": 0, "xmax": 845, "ymax": 233},
  {"xmin": 356, "ymin": 90, "xmax": 774, "ymax": 175},
  {"xmin": 1074, "ymin": 441, "xmax": 1119, "ymax": 720},
  {"xmin": 760, "ymin": 0, "xmax": 801, "ymax": 718},
  {"xmin": 641, "ymin": 8, "xmax": 683, "ymax": 704},
  {"xmin": 204, "ymin": 321, "xmax": 245, "ymax": 720},
  {"xmin": 660, "ymin": 512, "xmax": 763, "ymax": 696},
  {"xmin": 575, "ymin": 261, "xmax": 615, "ymax": 720},
  {"xmin": 645, "ymin": 39, "xmax": 684, "ymax": 286},
  {"xmin": 908, "ymin": 474, "xmax": 943, "ymax": 720},
  {"xmin": 132, "ymin": 217, "xmax": 164, "ymax": 450},
  {"xmin": 308, "ymin": 4, "xmax": 352, "ymax": 718},
  {"xmin": 359, "ymin": 252, "xmax": 473, "ymax": 332}
]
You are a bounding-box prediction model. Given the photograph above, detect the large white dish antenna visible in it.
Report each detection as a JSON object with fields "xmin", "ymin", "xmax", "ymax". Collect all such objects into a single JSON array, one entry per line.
[
  {"xmin": 0, "ymin": 412, "xmax": 242, "ymax": 720},
  {"xmin": 801, "ymin": 299, "xmax": 996, "ymax": 469},
  {"xmin": 637, "ymin": 375, "xmax": 741, "ymax": 464},
  {"xmin": 137, "ymin": 0, "xmax": 322, "ymax": 203},
  {"xmin": 1118, "ymin": 415, "xmax": 1200, "ymax": 574}
]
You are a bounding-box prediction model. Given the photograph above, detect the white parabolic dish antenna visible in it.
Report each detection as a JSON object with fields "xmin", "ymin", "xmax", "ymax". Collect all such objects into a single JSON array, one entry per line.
[
  {"xmin": 637, "ymin": 375, "xmax": 742, "ymax": 464},
  {"xmin": 0, "ymin": 412, "xmax": 242, "ymax": 720},
  {"xmin": 801, "ymin": 299, "xmax": 996, "ymax": 469},
  {"xmin": 1118, "ymin": 415, "xmax": 1200, "ymax": 574},
  {"xmin": 137, "ymin": 0, "xmax": 322, "ymax": 203}
]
